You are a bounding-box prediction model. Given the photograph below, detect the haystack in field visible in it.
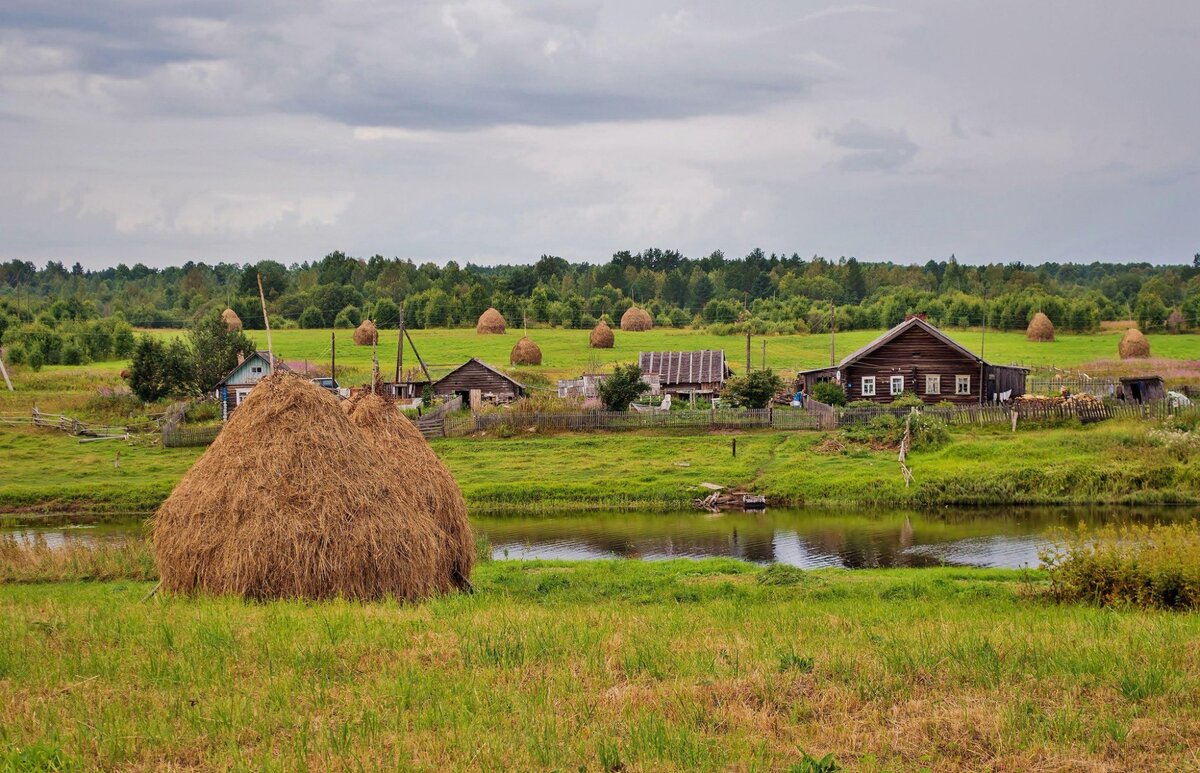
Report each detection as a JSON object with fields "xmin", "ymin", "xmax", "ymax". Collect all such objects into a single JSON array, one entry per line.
[
  {"xmin": 1026, "ymin": 312, "xmax": 1055, "ymax": 342},
  {"xmin": 353, "ymin": 319, "xmax": 378, "ymax": 346},
  {"xmin": 589, "ymin": 320, "xmax": 615, "ymax": 348},
  {"xmin": 620, "ymin": 306, "xmax": 653, "ymax": 331},
  {"xmin": 152, "ymin": 374, "xmax": 454, "ymax": 601},
  {"xmin": 221, "ymin": 308, "xmax": 243, "ymax": 331},
  {"xmin": 342, "ymin": 391, "xmax": 474, "ymax": 589},
  {"xmin": 477, "ymin": 307, "xmax": 506, "ymax": 334},
  {"xmin": 510, "ymin": 336, "xmax": 542, "ymax": 365},
  {"xmin": 1166, "ymin": 309, "xmax": 1185, "ymax": 333},
  {"xmin": 1119, "ymin": 328, "xmax": 1150, "ymax": 359}
]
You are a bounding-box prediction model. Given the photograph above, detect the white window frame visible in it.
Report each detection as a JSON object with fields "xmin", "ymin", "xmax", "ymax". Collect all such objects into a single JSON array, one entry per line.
[
  {"xmin": 956, "ymin": 375, "xmax": 971, "ymax": 395},
  {"xmin": 861, "ymin": 377, "xmax": 876, "ymax": 397},
  {"xmin": 890, "ymin": 375, "xmax": 904, "ymax": 395},
  {"xmin": 925, "ymin": 374, "xmax": 940, "ymax": 395},
  {"xmin": 251, "ymin": 366, "xmax": 263, "ymax": 374},
  {"xmin": 235, "ymin": 388, "xmax": 252, "ymax": 406}
]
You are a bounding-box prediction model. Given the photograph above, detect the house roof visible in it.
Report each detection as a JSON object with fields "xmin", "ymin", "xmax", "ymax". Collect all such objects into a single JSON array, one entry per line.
[
  {"xmin": 216, "ymin": 351, "xmax": 290, "ymax": 386},
  {"xmin": 638, "ymin": 350, "xmax": 730, "ymax": 385},
  {"xmin": 433, "ymin": 357, "xmax": 526, "ymax": 389}
]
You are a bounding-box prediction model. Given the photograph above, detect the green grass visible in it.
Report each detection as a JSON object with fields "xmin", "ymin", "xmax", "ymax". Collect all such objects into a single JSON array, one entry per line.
[
  {"xmin": 3, "ymin": 420, "xmax": 1197, "ymax": 513},
  {"xmin": 2, "ymin": 563, "xmax": 1199, "ymax": 769}
]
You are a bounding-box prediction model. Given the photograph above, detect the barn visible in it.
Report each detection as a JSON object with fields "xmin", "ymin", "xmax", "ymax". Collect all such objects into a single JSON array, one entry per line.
[
  {"xmin": 433, "ymin": 358, "xmax": 526, "ymax": 405},
  {"xmin": 797, "ymin": 316, "xmax": 1027, "ymax": 404},
  {"xmin": 638, "ymin": 350, "xmax": 732, "ymax": 400},
  {"xmin": 214, "ymin": 351, "xmax": 291, "ymax": 420}
]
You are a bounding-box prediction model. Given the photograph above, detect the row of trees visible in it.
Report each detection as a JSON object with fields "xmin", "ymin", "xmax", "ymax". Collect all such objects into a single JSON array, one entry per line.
[{"xmin": 126, "ymin": 313, "xmax": 255, "ymax": 402}]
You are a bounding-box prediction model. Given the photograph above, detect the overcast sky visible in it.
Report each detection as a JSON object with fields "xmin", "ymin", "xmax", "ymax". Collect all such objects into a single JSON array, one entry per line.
[{"xmin": 2, "ymin": 1, "xmax": 1198, "ymax": 269}]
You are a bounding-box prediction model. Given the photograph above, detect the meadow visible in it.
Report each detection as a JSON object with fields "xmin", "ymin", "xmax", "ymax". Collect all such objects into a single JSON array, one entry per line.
[{"xmin": 2, "ymin": 561, "xmax": 1199, "ymax": 770}]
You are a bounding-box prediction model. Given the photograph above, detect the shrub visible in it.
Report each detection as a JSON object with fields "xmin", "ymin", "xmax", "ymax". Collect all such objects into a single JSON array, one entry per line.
[
  {"xmin": 722, "ymin": 369, "xmax": 785, "ymax": 409},
  {"xmin": 597, "ymin": 363, "xmax": 646, "ymax": 411},
  {"xmin": 85, "ymin": 388, "xmax": 143, "ymax": 419},
  {"xmin": 298, "ymin": 306, "xmax": 324, "ymax": 329},
  {"xmin": 810, "ymin": 381, "xmax": 846, "ymax": 406},
  {"xmin": 890, "ymin": 391, "xmax": 925, "ymax": 408},
  {"xmin": 333, "ymin": 304, "xmax": 362, "ymax": 328},
  {"xmin": 758, "ymin": 564, "xmax": 809, "ymax": 586},
  {"xmin": 26, "ymin": 347, "xmax": 44, "ymax": 371},
  {"xmin": 1041, "ymin": 522, "xmax": 1200, "ymax": 610}
]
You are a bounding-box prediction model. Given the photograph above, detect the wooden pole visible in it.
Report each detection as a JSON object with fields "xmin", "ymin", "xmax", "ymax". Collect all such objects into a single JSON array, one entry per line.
[
  {"xmin": 394, "ymin": 303, "xmax": 405, "ymax": 384},
  {"xmin": 405, "ymin": 327, "xmax": 432, "ymax": 383},
  {"xmin": 256, "ymin": 273, "xmax": 274, "ymax": 373},
  {"xmin": 830, "ymin": 298, "xmax": 836, "ymax": 368},
  {"xmin": 761, "ymin": 340, "xmax": 766, "ymax": 371},
  {"xmin": 0, "ymin": 350, "xmax": 13, "ymax": 391},
  {"xmin": 745, "ymin": 332, "xmax": 751, "ymax": 374},
  {"xmin": 331, "ymin": 330, "xmax": 336, "ymax": 384}
]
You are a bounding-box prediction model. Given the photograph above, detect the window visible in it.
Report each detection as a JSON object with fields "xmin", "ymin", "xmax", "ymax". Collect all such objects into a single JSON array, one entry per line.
[
  {"xmin": 956, "ymin": 375, "xmax": 971, "ymax": 395},
  {"xmin": 251, "ymin": 366, "xmax": 263, "ymax": 374},
  {"xmin": 235, "ymin": 389, "xmax": 251, "ymax": 406},
  {"xmin": 925, "ymin": 375, "xmax": 940, "ymax": 395},
  {"xmin": 861, "ymin": 377, "xmax": 876, "ymax": 397},
  {"xmin": 890, "ymin": 376, "xmax": 904, "ymax": 395}
]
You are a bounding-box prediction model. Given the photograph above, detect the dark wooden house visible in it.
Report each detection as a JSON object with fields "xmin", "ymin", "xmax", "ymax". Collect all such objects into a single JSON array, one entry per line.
[
  {"xmin": 433, "ymin": 358, "xmax": 525, "ymax": 404},
  {"xmin": 1118, "ymin": 376, "xmax": 1166, "ymax": 404},
  {"xmin": 214, "ymin": 351, "xmax": 291, "ymax": 420},
  {"xmin": 638, "ymin": 350, "xmax": 732, "ymax": 399},
  {"xmin": 797, "ymin": 316, "xmax": 1027, "ymax": 404}
]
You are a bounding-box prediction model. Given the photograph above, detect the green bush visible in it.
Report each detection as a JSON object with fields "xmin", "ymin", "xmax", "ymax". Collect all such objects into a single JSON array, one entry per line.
[
  {"xmin": 298, "ymin": 306, "xmax": 324, "ymax": 329},
  {"xmin": 1041, "ymin": 522, "xmax": 1200, "ymax": 610},
  {"xmin": 841, "ymin": 413, "xmax": 949, "ymax": 450},
  {"xmin": 890, "ymin": 391, "xmax": 924, "ymax": 408},
  {"xmin": 810, "ymin": 381, "xmax": 846, "ymax": 406}
]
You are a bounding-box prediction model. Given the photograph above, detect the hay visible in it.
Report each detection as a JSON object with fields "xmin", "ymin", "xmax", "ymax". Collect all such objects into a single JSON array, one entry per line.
[
  {"xmin": 620, "ymin": 306, "xmax": 653, "ymax": 332},
  {"xmin": 342, "ymin": 391, "xmax": 474, "ymax": 589},
  {"xmin": 589, "ymin": 320, "xmax": 615, "ymax": 348},
  {"xmin": 221, "ymin": 308, "xmax": 242, "ymax": 331},
  {"xmin": 353, "ymin": 319, "xmax": 378, "ymax": 346},
  {"xmin": 510, "ymin": 335, "xmax": 542, "ymax": 365},
  {"xmin": 1119, "ymin": 328, "xmax": 1150, "ymax": 359},
  {"xmin": 152, "ymin": 374, "xmax": 454, "ymax": 601},
  {"xmin": 1166, "ymin": 309, "xmax": 1185, "ymax": 333},
  {"xmin": 1026, "ymin": 312, "xmax": 1055, "ymax": 342},
  {"xmin": 477, "ymin": 307, "xmax": 506, "ymax": 334}
]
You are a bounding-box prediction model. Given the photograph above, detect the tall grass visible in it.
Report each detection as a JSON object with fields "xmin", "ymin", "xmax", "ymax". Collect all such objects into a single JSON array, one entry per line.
[{"xmin": 0, "ymin": 535, "xmax": 155, "ymax": 583}]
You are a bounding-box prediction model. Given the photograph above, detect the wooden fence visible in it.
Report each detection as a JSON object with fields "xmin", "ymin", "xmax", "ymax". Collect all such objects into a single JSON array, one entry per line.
[
  {"xmin": 0, "ymin": 408, "xmax": 130, "ymax": 440},
  {"xmin": 161, "ymin": 424, "xmax": 222, "ymax": 448},
  {"xmin": 416, "ymin": 395, "xmax": 464, "ymax": 438}
]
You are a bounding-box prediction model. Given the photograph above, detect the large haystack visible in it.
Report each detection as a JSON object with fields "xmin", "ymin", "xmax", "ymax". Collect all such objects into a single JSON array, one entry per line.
[
  {"xmin": 342, "ymin": 391, "xmax": 474, "ymax": 589},
  {"xmin": 589, "ymin": 320, "xmax": 615, "ymax": 348},
  {"xmin": 152, "ymin": 374, "xmax": 454, "ymax": 601},
  {"xmin": 353, "ymin": 319, "xmax": 378, "ymax": 346},
  {"xmin": 1118, "ymin": 328, "xmax": 1150, "ymax": 359},
  {"xmin": 221, "ymin": 308, "xmax": 243, "ymax": 331},
  {"xmin": 477, "ymin": 307, "xmax": 507, "ymax": 334},
  {"xmin": 1026, "ymin": 312, "xmax": 1055, "ymax": 342},
  {"xmin": 1166, "ymin": 309, "xmax": 1185, "ymax": 333},
  {"xmin": 510, "ymin": 335, "xmax": 542, "ymax": 365},
  {"xmin": 620, "ymin": 306, "xmax": 653, "ymax": 332}
]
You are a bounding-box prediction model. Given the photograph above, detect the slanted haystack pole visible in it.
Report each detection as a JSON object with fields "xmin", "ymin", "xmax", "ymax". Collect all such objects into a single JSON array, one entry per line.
[{"xmin": 256, "ymin": 273, "xmax": 274, "ymax": 374}]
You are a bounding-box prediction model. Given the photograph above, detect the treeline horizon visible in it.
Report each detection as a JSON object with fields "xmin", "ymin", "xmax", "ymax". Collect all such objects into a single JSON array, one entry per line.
[{"xmin": 2, "ymin": 249, "xmax": 1199, "ymax": 369}]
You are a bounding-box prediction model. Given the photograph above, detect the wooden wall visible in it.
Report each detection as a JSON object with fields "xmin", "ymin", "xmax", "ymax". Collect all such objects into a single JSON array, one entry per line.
[
  {"xmin": 842, "ymin": 325, "xmax": 983, "ymax": 404},
  {"xmin": 434, "ymin": 361, "xmax": 523, "ymax": 400}
]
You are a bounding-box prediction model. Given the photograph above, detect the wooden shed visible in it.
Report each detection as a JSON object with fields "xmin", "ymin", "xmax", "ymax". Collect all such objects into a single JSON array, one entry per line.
[
  {"xmin": 797, "ymin": 316, "xmax": 1027, "ymax": 405},
  {"xmin": 638, "ymin": 350, "xmax": 732, "ymax": 400},
  {"xmin": 214, "ymin": 351, "xmax": 291, "ymax": 420},
  {"xmin": 433, "ymin": 358, "xmax": 526, "ymax": 405},
  {"xmin": 1118, "ymin": 376, "xmax": 1166, "ymax": 404}
]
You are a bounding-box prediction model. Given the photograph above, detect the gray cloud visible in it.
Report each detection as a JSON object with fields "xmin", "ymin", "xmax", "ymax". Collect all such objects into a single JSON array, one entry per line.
[{"xmin": 829, "ymin": 122, "xmax": 919, "ymax": 172}]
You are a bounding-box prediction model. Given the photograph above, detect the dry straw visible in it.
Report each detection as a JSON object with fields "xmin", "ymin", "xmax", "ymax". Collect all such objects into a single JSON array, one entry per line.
[
  {"xmin": 1118, "ymin": 328, "xmax": 1151, "ymax": 359},
  {"xmin": 620, "ymin": 306, "xmax": 653, "ymax": 332},
  {"xmin": 476, "ymin": 307, "xmax": 507, "ymax": 334},
  {"xmin": 510, "ymin": 335, "xmax": 542, "ymax": 365},
  {"xmin": 1166, "ymin": 309, "xmax": 1185, "ymax": 333},
  {"xmin": 353, "ymin": 319, "xmax": 378, "ymax": 346},
  {"xmin": 589, "ymin": 320, "xmax": 615, "ymax": 348},
  {"xmin": 342, "ymin": 391, "xmax": 474, "ymax": 589},
  {"xmin": 221, "ymin": 308, "xmax": 243, "ymax": 331},
  {"xmin": 152, "ymin": 374, "xmax": 456, "ymax": 601},
  {"xmin": 1026, "ymin": 312, "xmax": 1055, "ymax": 342}
]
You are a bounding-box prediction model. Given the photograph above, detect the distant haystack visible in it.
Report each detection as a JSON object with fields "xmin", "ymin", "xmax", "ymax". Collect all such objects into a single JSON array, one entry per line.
[
  {"xmin": 620, "ymin": 306, "xmax": 653, "ymax": 332},
  {"xmin": 477, "ymin": 307, "xmax": 507, "ymax": 334},
  {"xmin": 152, "ymin": 374, "xmax": 454, "ymax": 601},
  {"xmin": 1118, "ymin": 328, "xmax": 1150, "ymax": 359},
  {"xmin": 221, "ymin": 308, "xmax": 243, "ymax": 331},
  {"xmin": 510, "ymin": 335, "xmax": 542, "ymax": 365},
  {"xmin": 1166, "ymin": 309, "xmax": 1185, "ymax": 333},
  {"xmin": 353, "ymin": 319, "xmax": 378, "ymax": 346},
  {"xmin": 589, "ymin": 320, "xmax": 615, "ymax": 348},
  {"xmin": 1026, "ymin": 312, "xmax": 1055, "ymax": 342},
  {"xmin": 342, "ymin": 391, "xmax": 474, "ymax": 590}
]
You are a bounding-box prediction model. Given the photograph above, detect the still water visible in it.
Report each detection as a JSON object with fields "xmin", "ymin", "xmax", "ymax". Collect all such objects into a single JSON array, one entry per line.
[{"xmin": 4, "ymin": 507, "xmax": 1197, "ymax": 570}]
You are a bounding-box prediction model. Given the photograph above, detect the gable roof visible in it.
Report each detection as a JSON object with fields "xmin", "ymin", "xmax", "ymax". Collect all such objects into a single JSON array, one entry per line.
[
  {"xmin": 835, "ymin": 316, "xmax": 985, "ymax": 370},
  {"xmin": 638, "ymin": 350, "xmax": 730, "ymax": 385},
  {"xmin": 216, "ymin": 351, "xmax": 291, "ymax": 385},
  {"xmin": 433, "ymin": 357, "xmax": 526, "ymax": 389}
]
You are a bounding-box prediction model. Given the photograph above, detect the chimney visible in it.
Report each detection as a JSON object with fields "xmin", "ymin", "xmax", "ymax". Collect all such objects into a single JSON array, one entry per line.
[{"xmin": 904, "ymin": 313, "xmax": 928, "ymax": 322}]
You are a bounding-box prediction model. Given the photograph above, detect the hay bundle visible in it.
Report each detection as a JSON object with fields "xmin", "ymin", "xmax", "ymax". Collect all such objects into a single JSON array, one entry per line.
[
  {"xmin": 1166, "ymin": 309, "xmax": 1185, "ymax": 333},
  {"xmin": 510, "ymin": 335, "xmax": 542, "ymax": 365},
  {"xmin": 620, "ymin": 306, "xmax": 653, "ymax": 332},
  {"xmin": 1026, "ymin": 312, "xmax": 1055, "ymax": 342},
  {"xmin": 152, "ymin": 374, "xmax": 454, "ymax": 601},
  {"xmin": 589, "ymin": 320, "xmax": 615, "ymax": 348},
  {"xmin": 1118, "ymin": 328, "xmax": 1150, "ymax": 359},
  {"xmin": 477, "ymin": 307, "xmax": 507, "ymax": 334},
  {"xmin": 221, "ymin": 308, "xmax": 243, "ymax": 331},
  {"xmin": 353, "ymin": 319, "xmax": 378, "ymax": 346},
  {"xmin": 342, "ymin": 392, "xmax": 474, "ymax": 589}
]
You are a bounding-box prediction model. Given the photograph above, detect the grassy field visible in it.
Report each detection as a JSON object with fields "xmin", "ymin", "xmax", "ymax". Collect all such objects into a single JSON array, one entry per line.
[
  {"xmin": 2, "ymin": 562, "xmax": 1198, "ymax": 770},
  {"xmin": 3, "ymin": 419, "xmax": 1197, "ymax": 513}
]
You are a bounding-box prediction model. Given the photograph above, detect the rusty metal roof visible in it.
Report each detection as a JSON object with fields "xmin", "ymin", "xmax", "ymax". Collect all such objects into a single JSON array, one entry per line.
[{"xmin": 638, "ymin": 350, "xmax": 730, "ymax": 384}]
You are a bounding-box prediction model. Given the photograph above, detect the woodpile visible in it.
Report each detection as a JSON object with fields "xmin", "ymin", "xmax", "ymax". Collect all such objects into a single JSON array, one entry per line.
[
  {"xmin": 693, "ymin": 488, "xmax": 767, "ymax": 512},
  {"xmin": 1015, "ymin": 393, "xmax": 1105, "ymax": 408}
]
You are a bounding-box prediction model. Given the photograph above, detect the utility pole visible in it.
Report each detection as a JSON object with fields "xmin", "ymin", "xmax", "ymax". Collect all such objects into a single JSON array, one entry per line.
[
  {"xmin": 761, "ymin": 340, "xmax": 766, "ymax": 371},
  {"xmin": 979, "ymin": 301, "xmax": 988, "ymax": 405},
  {"xmin": 829, "ymin": 299, "xmax": 836, "ymax": 367},
  {"xmin": 745, "ymin": 332, "xmax": 751, "ymax": 374},
  {"xmin": 256, "ymin": 273, "xmax": 274, "ymax": 374},
  {"xmin": 394, "ymin": 303, "xmax": 405, "ymax": 384},
  {"xmin": 330, "ymin": 330, "xmax": 336, "ymax": 384}
]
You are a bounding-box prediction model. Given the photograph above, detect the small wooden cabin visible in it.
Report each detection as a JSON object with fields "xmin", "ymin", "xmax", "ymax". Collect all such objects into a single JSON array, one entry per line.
[
  {"xmin": 433, "ymin": 358, "xmax": 525, "ymax": 404},
  {"xmin": 214, "ymin": 351, "xmax": 291, "ymax": 420},
  {"xmin": 797, "ymin": 316, "xmax": 1027, "ymax": 404},
  {"xmin": 1118, "ymin": 376, "xmax": 1166, "ymax": 404},
  {"xmin": 638, "ymin": 350, "xmax": 732, "ymax": 399}
]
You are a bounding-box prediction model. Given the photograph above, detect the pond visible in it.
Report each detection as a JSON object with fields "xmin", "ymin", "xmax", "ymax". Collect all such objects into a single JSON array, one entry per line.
[{"xmin": 4, "ymin": 506, "xmax": 1197, "ymax": 570}]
